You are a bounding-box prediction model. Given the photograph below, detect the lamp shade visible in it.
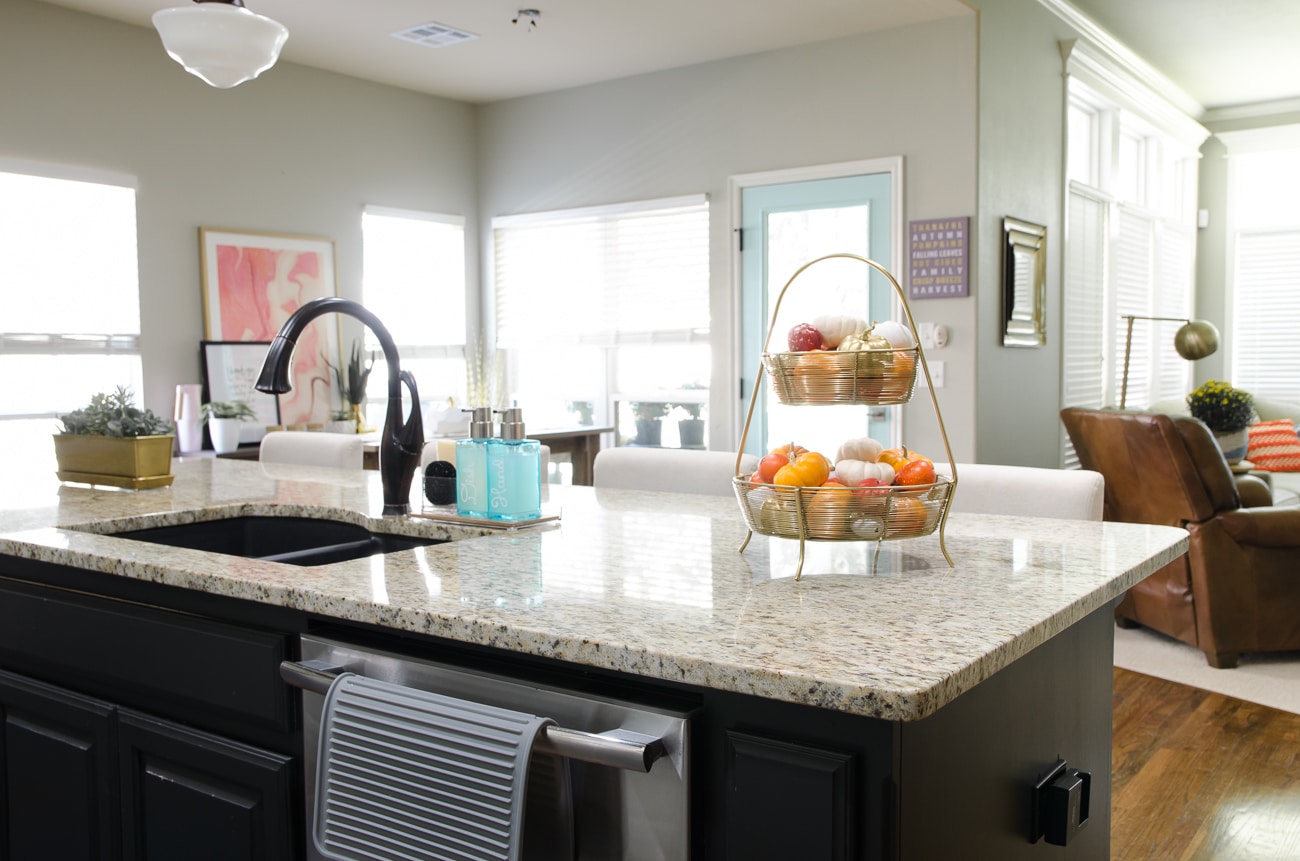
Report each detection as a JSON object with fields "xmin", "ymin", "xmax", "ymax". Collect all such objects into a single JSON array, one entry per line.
[
  {"xmin": 1173, "ymin": 319, "xmax": 1219, "ymax": 361},
  {"xmin": 153, "ymin": 2, "xmax": 288, "ymax": 89}
]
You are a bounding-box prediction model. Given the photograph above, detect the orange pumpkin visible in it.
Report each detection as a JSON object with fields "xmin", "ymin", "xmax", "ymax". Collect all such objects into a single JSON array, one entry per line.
[{"xmin": 878, "ymin": 446, "xmax": 932, "ymax": 472}]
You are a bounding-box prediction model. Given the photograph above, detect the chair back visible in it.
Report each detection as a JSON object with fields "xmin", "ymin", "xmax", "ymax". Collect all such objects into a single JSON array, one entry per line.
[
  {"xmin": 935, "ymin": 462, "xmax": 1104, "ymax": 521},
  {"xmin": 593, "ymin": 448, "xmax": 758, "ymax": 496},
  {"xmin": 259, "ymin": 431, "xmax": 366, "ymax": 470},
  {"xmin": 1060, "ymin": 408, "xmax": 1239, "ymax": 526}
]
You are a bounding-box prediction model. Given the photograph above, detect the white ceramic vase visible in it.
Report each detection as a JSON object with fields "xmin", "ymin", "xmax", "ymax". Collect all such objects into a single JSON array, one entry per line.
[
  {"xmin": 208, "ymin": 418, "xmax": 243, "ymax": 454},
  {"xmin": 173, "ymin": 384, "xmax": 203, "ymax": 454}
]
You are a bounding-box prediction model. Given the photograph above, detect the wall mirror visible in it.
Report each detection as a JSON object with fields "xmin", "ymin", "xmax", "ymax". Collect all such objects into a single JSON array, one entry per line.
[{"xmin": 1001, "ymin": 217, "xmax": 1047, "ymax": 347}]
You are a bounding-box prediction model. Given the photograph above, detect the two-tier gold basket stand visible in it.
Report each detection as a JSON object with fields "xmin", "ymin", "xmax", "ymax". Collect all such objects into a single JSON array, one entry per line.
[{"xmin": 733, "ymin": 253, "xmax": 958, "ymax": 579}]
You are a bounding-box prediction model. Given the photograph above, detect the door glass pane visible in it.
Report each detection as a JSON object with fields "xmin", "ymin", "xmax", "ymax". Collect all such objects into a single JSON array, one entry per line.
[{"xmin": 765, "ymin": 207, "xmax": 872, "ymax": 457}]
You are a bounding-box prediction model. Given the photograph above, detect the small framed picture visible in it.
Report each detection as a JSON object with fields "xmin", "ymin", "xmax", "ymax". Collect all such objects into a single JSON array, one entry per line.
[{"xmin": 200, "ymin": 340, "xmax": 281, "ymax": 445}]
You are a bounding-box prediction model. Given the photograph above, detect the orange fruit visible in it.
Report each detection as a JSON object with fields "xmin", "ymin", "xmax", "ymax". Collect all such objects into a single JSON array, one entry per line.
[{"xmin": 888, "ymin": 496, "xmax": 928, "ymax": 533}]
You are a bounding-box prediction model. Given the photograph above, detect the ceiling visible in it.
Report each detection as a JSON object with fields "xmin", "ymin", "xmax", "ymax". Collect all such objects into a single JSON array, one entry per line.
[{"xmin": 37, "ymin": 0, "xmax": 1300, "ymax": 110}]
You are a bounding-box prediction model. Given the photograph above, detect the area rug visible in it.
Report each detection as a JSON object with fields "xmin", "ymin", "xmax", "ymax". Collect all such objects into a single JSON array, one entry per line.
[{"xmin": 1114, "ymin": 625, "xmax": 1300, "ymax": 715}]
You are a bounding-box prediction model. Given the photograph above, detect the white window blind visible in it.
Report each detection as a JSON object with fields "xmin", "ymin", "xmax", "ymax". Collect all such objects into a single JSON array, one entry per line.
[
  {"xmin": 493, "ymin": 195, "xmax": 710, "ymax": 348},
  {"xmin": 0, "ymin": 167, "xmax": 142, "ymax": 419},
  {"xmin": 1061, "ymin": 188, "xmax": 1107, "ymax": 467},
  {"xmin": 1233, "ymin": 229, "xmax": 1300, "ymax": 400},
  {"xmin": 362, "ymin": 207, "xmax": 465, "ymax": 349},
  {"xmin": 1112, "ymin": 205, "xmax": 1156, "ymax": 408}
]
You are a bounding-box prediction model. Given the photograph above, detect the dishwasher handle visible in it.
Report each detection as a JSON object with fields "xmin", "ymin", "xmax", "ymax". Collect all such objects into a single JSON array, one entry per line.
[{"xmin": 280, "ymin": 659, "xmax": 667, "ymax": 774}]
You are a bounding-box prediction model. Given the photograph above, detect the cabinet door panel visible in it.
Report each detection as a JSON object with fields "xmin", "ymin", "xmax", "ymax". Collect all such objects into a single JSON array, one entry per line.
[
  {"xmin": 0, "ymin": 669, "xmax": 118, "ymax": 861},
  {"xmin": 724, "ymin": 729, "xmax": 855, "ymax": 860},
  {"xmin": 117, "ymin": 710, "xmax": 296, "ymax": 861}
]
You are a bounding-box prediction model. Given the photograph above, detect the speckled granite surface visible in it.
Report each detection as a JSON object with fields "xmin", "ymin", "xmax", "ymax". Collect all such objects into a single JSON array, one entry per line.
[{"xmin": 0, "ymin": 457, "xmax": 1186, "ymax": 721}]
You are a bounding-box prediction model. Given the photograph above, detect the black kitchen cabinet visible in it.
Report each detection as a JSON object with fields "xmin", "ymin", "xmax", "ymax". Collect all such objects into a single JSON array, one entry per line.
[
  {"xmin": 0, "ymin": 669, "xmax": 118, "ymax": 861},
  {"xmin": 117, "ymin": 710, "xmax": 293, "ymax": 861},
  {"xmin": 0, "ymin": 573, "xmax": 302, "ymax": 860}
]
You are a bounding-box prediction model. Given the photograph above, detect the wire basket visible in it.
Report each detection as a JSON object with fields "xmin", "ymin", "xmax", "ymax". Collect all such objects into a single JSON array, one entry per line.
[
  {"xmin": 733, "ymin": 476, "xmax": 952, "ymax": 542},
  {"xmin": 762, "ymin": 346, "xmax": 920, "ymax": 406},
  {"xmin": 735, "ymin": 252, "xmax": 958, "ymax": 579}
]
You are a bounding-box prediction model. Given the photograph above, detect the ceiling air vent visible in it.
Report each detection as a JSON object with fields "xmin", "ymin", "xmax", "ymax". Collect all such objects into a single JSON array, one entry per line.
[{"xmin": 391, "ymin": 22, "xmax": 479, "ymax": 48}]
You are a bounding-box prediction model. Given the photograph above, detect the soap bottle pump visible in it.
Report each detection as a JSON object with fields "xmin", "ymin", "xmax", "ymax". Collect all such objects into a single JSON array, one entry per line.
[
  {"xmin": 486, "ymin": 406, "xmax": 542, "ymax": 522},
  {"xmin": 455, "ymin": 407, "xmax": 493, "ymax": 519}
]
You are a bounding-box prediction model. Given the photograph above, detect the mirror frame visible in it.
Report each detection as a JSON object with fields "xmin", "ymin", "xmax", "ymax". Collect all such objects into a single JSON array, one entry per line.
[{"xmin": 1001, "ymin": 217, "xmax": 1047, "ymax": 347}]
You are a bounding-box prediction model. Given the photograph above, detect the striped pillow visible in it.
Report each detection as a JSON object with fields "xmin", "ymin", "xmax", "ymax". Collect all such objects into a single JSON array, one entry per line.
[{"xmin": 1246, "ymin": 420, "xmax": 1300, "ymax": 472}]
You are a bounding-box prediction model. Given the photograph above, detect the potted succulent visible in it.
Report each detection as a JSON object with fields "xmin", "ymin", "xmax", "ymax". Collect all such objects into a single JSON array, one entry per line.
[
  {"xmin": 1187, "ymin": 380, "xmax": 1255, "ymax": 464},
  {"xmin": 325, "ymin": 339, "xmax": 375, "ymax": 432},
  {"xmin": 201, "ymin": 400, "xmax": 256, "ymax": 454},
  {"xmin": 55, "ymin": 386, "xmax": 176, "ymax": 488}
]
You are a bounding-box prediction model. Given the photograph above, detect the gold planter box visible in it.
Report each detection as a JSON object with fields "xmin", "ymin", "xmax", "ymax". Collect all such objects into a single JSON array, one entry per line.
[{"xmin": 53, "ymin": 434, "xmax": 176, "ymax": 489}]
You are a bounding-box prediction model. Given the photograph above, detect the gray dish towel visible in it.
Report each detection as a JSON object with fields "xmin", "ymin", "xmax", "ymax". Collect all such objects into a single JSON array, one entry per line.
[{"xmin": 315, "ymin": 673, "xmax": 572, "ymax": 861}]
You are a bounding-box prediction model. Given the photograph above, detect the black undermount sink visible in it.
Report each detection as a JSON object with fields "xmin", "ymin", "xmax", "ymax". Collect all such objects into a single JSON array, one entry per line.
[{"xmin": 111, "ymin": 516, "xmax": 444, "ymax": 566}]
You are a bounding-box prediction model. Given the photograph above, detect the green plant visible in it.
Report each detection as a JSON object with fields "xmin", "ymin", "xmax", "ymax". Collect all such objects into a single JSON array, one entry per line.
[
  {"xmin": 58, "ymin": 387, "xmax": 173, "ymax": 437},
  {"xmin": 675, "ymin": 402, "xmax": 702, "ymax": 419},
  {"xmin": 1187, "ymin": 380, "xmax": 1254, "ymax": 433},
  {"xmin": 325, "ymin": 340, "xmax": 375, "ymax": 406},
  {"xmin": 200, "ymin": 401, "xmax": 256, "ymax": 423},
  {"xmin": 633, "ymin": 401, "xmax": 670, "ymax": 421}
]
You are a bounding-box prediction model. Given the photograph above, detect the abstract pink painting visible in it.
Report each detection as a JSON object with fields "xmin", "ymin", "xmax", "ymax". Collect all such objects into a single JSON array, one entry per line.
[{"xmin": 200, "ymin": 229, "xmax": 340, "ymax": 427}]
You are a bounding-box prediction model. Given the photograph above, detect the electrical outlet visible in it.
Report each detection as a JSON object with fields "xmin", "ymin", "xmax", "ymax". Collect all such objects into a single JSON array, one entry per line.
[{"xmin": 930, "ymin": 360, "xmax": 944, "ymax": 388}]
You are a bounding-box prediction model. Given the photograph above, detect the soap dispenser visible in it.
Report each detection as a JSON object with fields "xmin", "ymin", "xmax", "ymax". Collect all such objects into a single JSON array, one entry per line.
[
  {"xmin": 455, "ymin": 407, "xmax": 493, "ymax": 519},
  {"xmin": 486, "ymin": 406, "xmax": 542, "ymax": 522}
]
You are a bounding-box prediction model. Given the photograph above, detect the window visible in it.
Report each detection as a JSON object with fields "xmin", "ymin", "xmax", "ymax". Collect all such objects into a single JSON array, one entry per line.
[
  {"xmin": 1060, "ymin": 73, "xmax": 1203, "ymax": 466},
  {"xmin": 492, "ymin": 196, "xmax": 710, "ymax": 444},
  {"xmin": 0, "ymin": 164, "xmax": 142, "ymax": 485},
  {"xmin": 1230, "ymin": 148, "xmax": 1300, "ymax": 401},
  {"xmin": 360, "ymin": 206, "xmax": 466, "ymax": 428}
]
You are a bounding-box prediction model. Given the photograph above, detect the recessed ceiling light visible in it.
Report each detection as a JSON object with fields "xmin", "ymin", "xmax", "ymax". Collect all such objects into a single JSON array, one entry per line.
[{"xmin": 391, "ymin": 22, "xmax": 478, "ymax": 48}]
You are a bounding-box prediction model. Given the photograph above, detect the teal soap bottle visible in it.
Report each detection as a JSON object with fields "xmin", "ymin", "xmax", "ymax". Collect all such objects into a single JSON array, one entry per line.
[
  {"xmin": 455, "ymin": 407, "xmax": 493, "ymax": 519},
  {"xmin": 486, "ymin": 406, "xmax": 542, "ymax": 522}
]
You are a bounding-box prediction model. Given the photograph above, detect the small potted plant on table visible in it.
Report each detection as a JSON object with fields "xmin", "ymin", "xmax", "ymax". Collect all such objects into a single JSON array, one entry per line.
[
  {"xmin": 54, "ymin": 387, "xmax": 175, "ymax": 488},
  {"xmin": 201, "ymin": 400, "xmax": 256, "ymax": 454},
  {"xmin": 326, "ymin": 340, "xmax": 375, "ymax": 433}
]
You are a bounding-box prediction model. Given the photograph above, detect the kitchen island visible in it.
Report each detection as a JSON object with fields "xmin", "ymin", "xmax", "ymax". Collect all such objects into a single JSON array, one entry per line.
[{"xmin": 0, "ymin": 457, "xmax": 1185, "ymax": 860}]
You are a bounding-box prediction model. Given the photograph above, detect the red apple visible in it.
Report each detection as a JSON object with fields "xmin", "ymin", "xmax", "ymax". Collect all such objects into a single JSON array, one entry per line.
[
  {"xmin": 757, "ymin": 452, "xmax": 790, "ymax": 483},
  {"xmin": 853, "ymin": 477, "xmax": 890, "ymax": 499},
  {"xmin": 787, "ymin": 323, "xmax": 825, "ymax": 352}
]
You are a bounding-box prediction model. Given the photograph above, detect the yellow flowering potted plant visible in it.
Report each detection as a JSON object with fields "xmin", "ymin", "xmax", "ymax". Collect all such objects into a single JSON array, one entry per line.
[{"xmin": 1187, "ymin": 380, "xmax": 1254, "ymax": 464}]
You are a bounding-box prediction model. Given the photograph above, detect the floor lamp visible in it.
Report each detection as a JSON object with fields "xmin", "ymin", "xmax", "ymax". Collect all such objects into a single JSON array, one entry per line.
[{"xmin": 1119, "ymin": 315, "xmax": 1220, "ymax": 410}]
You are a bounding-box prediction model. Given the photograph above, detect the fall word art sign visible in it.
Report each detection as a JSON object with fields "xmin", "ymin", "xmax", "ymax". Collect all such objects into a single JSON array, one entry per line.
[{"xmin": 908, "ymin": 217, "xmax": 970, "ymax": 299}]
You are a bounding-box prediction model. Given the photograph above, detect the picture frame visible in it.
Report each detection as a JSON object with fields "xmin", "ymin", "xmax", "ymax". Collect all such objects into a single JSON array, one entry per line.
[
  {"xmin": 200, "ymin": 341, "xmax": 282, "ymax": 446},
  {"xmin": 199, "ymin": 227, "xmax": 341, "ymax": 425},
  {"xmin": 1001, "ymin": 217, "xmax": 1047, "ymax": 347}
]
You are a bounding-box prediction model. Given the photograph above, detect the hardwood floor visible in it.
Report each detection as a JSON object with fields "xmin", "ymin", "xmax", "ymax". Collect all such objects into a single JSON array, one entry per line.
[{"xmin": 1112, "ymin": 667, "xmax": 1300, "ymax": 860}]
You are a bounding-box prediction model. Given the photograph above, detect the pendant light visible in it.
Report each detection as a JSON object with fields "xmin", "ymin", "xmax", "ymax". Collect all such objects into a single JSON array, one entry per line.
[{"xmin": 153, "ymin": 0, "xmax": 288, "ymax": 89}]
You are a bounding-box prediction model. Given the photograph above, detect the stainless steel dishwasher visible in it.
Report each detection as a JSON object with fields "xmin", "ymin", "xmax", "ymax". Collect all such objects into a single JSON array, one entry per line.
[{"xmin": 283, "ymin": 634, "xmax": 693, "ymax": 860}]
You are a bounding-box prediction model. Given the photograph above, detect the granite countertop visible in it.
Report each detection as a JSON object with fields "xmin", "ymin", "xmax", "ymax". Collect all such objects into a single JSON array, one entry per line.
[{"xmin": 0, "ymin": 457, "xmax": 1187, "ymax": 721}]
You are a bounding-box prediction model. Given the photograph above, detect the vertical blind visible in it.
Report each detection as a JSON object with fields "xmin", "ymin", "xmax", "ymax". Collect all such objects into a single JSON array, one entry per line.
[{"xmin": 493, "ymin": 195, "xmax": 710, "ymax": 348}]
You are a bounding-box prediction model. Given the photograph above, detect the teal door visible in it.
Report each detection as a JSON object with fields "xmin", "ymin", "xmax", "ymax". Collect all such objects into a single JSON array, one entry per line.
[{"xmin": 739, "ymin": 172, "xmax": 895, "ymax": 458}]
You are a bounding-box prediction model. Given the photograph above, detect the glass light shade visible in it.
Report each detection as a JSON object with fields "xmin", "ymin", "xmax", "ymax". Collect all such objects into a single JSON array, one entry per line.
[{"xmin": 152, "ymin": 3, "xmax": 288, "ymax": 89}]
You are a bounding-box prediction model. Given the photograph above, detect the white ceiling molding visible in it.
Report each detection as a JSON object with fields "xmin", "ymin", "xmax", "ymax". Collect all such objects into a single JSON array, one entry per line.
[
  {"xmin": 1203, "ymin": 97, "xmax": 1300, "ymax": 126},
  {"xmin": 1215, "ymin": 125, "xmax": 1300, "ymax": 155},
  {"xmin": 1060, "ymin": 38, "xmax": 1209, "ymax": 152},
  {"xmin": 1039, "ymin": 0, "xmax": 1203, "ymax": 119}
]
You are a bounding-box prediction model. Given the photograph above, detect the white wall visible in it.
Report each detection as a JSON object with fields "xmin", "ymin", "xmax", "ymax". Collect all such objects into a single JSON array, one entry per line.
[
  {"xmin": 1, "ymin": 0, "xmax": 478, "ymax": 419},
  {"xmin": 477, "ymin": 15, "xmax": 980, "ymax": 461}
]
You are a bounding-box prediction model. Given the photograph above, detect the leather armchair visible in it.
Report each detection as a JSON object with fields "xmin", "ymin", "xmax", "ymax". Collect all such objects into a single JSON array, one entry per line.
[{"xmin": 1060, "ymin": 407, "xmax": 1300, "ymax": 668}]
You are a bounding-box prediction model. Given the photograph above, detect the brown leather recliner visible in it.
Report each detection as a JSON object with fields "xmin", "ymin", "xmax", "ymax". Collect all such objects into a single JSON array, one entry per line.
[{"xmin": 1060, "ymin": 407, "xmax": 1300, "ymax": 668}]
